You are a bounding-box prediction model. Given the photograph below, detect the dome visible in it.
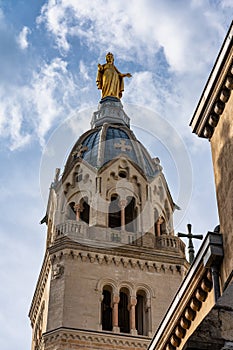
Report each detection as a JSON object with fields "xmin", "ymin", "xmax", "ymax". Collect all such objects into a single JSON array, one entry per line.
[
  {"xmin": 64, "ymin": 123, "xmax": 160, "ymax": 178},
  {"xmin": 63, "ymin": 98, "xmax": 161, "ymax": 179}
]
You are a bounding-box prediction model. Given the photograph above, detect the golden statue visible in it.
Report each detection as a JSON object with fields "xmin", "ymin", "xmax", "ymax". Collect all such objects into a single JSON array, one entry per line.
[{"xmin": 96, "ymin": 52, "xmax": 132, "ymax": 99}]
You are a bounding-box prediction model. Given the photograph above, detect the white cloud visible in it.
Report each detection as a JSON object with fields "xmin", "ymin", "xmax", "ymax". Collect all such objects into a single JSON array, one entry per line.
[
  {"xmin": 37, "ymin": 0, "xmax": 228, "ymax": 73},
  {"xmin": 79, "ymin": 60, "xmax": 90, "ymax": 81},
  {"xmin": 221, "ymin": 0, "xmax": 233, "ymax": 8},
  {"xmin": 0, "ymin": 58, "xmax": 82, "ymax": 150},
  {"xmin": 17, "ymin": 26, "xmax": 31, "ymax": 50}
]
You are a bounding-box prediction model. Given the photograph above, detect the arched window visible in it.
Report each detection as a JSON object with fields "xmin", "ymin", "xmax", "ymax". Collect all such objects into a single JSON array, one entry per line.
[
  {"xmin": 80, "ymin": 197, "xmax": 90, "ymax": 224},
  {"xmin": 125, "ymin": 196, "xmax": 137, "ymax": 232},
  {"xmin": 118, "ymin": 288, "xmax": 130, "ymax": 333},
  {"xmin": 75, "ymin": 168, "xmax": 83, "ymax": 183},
  {"xmin": 108, "ymin": 195, "xmax": 121, "ymax": 229},
  {"xmin": 68, "ymin": 202, "xmax": 76, "ymax": 220},
  {"xmin": 154, "ymin": 209, "xmax": 159, "ymax": 236},
  {"xmin": 161, "ymin": 218, "xmax": 167, "ymax": 235},
  {"xmin": 136, "ymin": 290, "xmax": 147, "ymax": 336},
  {"xmin": 154, "ymin": 216, "xmax": 166, "ymax": 236},
  {"xmin": 101, "ymin": 286, "xmax": 112, "ymax": 331}
]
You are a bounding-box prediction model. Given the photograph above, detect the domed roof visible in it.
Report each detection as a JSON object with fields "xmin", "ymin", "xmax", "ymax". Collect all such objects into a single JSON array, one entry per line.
[
  {"xmin": 64, "ymin": 123, "xmax": 160, "ymax": 178},
  {"xmin": 63, "ymin": 98, "xmax": 162, "ymax": 179}
]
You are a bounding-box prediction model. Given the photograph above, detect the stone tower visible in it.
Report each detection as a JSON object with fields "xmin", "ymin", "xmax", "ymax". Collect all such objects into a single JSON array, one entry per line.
[{"xmin": 29, "ymin": 96, "xmax": 188, "ymax": 349}]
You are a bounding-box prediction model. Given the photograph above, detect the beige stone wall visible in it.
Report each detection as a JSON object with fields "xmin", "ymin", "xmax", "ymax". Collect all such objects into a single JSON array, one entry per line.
[
  {"xmin": 32, "ymin": 118, "xmax": 188, "ymax": 349},
  {"xmin": 210, "ymin": 92, "xmax": 233, "ymax": 285},
  {"xmin": 29, "ymin": 256, "xmax": 52, "ymax": 350},
  {"xmin": 46, "ymin": 248, "xmax": 185, "ymax": 334}
]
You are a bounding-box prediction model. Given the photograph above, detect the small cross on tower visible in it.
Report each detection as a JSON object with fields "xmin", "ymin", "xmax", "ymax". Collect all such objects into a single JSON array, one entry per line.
[
  {"xmin": 72, "ymin": 144, "xmax": 88, "ymax": 158},
  {"xmin": 114, "ymin": 139, "xmax": 132, "ymax": 152},
  {"xmin": 178, "ymin": 224, "xmax": 203, "ymax": 264}
]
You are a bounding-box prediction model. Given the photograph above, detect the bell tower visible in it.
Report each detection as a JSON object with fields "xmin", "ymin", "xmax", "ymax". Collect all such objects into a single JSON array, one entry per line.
[{"xmin": 29, "ymin": 55, "xmax": 188, "ymax": 350}]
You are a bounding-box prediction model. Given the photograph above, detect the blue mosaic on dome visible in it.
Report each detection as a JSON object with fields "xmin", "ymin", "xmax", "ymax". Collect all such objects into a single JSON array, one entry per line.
[
  {"xmin": 106, "ymin": 127, "xmax": 129, "ymax": 141},
  {"xmin": 104, "ymin": 127, "xmax": 138, "ymax": 166},
  {"xmin": 82, "ymin": 130, "xmax": 100, "ymax": 167},
  {"xmin": 79, "ymin": 126, "xmax": 156, "ymax": 177}
]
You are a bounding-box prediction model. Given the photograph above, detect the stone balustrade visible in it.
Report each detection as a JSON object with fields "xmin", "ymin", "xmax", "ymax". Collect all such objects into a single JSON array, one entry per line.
[
  {"xmin": 55, "ymin": 220, "xmax": 185, "ymax": 254},
  {"xmin": 155, "ymin": 236, "xmax": 186, "ymax": 255}
]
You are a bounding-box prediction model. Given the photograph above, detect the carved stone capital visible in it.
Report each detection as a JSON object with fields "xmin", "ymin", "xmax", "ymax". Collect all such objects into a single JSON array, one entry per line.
[
  {"xmin": 112, "ymin": 294, "xmax": 120, "ymax": 304},
  {"xmin": 129, "ymin": 296, "xmax": 137, "ymax": 307}
]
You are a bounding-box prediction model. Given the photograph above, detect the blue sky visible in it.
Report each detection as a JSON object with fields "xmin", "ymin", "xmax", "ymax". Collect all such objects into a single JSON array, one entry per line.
[{"xmin": 0, "ymin": 1, "xmax": 232, "ymax": 349}]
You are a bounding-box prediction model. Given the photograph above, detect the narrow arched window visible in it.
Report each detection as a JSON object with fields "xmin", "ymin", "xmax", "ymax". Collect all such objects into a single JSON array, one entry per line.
[
  {"xmin": 125, "ymin": 196, "xmax": 137, "ymax": 232},
  {"xmin": 161, "ymin": 219, "xmax": 167, "ymax": 235},
  {"xmin": 68, "ymin": 202, "xmax": 76, "ymax": 220},
  {"xmin": 80, "ymin": 197, "xmax": 90, "ymax": 224},
  {"xmin": 108, "ymin": 195, "xmax": 121, "ymax": 229},
  {"xmin": 154, "ymin": 209, "xmax": 159, "ymax": 236},
  {"xmin": 118, "ymin": 288, "xmax": 130, "ymax": 333},
  {"xmin": 136, "ymin": 290, "xmax": 147, "ymax": 335},
  {"xmin": 75, "ymin": 167, "xmax": 83, "ymax": 183},
  {"xmin": 101, "ymin": 286, "xmax": 112, "ymax": 331}
]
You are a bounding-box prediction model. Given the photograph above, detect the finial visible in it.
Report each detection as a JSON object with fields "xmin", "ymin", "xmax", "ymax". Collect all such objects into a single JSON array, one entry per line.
[{"xmin": 178, "ymin": 224, "xmax": 203, "ymax": 264}]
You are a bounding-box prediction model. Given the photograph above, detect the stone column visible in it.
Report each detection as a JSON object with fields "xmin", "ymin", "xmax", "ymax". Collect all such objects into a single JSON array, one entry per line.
[
  {"xmin": 146, "ymin": 298, "xmax": 152, "ymax": 337},
  {"xmin": 156, "ymin": 217, "xmax": 164, "ymax": 236},
  {"xmin": 112, "ymin": 295, "xmax": 120, "ymax": 333},
  {"xmin": 74, "ymin": 203, "xmax": 82, "ymax": 221},
  {"xmin": 119, "ymin": 199, "xmax": 127, "ymax": 230},
  {"xmin": 98, "ymin": 293, "xmax": 104, "ymax": 330},
  {"xmin": 137, "ymin": 206, "xmax": 141, "ymax": 233},
  {"xmin": 130, "ymin": 297, "xmax": 137, "ymax": 335}
]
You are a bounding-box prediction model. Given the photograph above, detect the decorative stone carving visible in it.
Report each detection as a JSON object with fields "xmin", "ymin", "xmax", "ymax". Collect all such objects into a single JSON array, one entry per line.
[{"xmin": 52, "ymin": 264, "xmax": 64, "ymax": 279}]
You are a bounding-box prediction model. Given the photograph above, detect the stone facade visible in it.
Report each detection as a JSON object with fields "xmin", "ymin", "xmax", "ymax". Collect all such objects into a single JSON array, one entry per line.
[
  {"xmin": 148, "ymin": 21, "xmax": 233, "ymax": 350},
  {"xmin": 210, "ymin": 92, "xmax": 233, "ymax": 285},
  {"xmin": 29, "ymin": 98, "xmax": 188, "ymax": 349}
]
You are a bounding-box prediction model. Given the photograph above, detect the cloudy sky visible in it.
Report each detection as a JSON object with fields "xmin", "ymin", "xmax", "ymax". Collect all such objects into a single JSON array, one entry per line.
[{"xmin": 0, "ymin": 1, "xmax": 232, "ymax": 349}]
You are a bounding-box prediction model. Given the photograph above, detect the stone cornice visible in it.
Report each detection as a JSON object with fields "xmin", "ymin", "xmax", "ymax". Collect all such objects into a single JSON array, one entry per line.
[
  {"xmin": 190, "ymin": 21, "xmax": 233, "ymax": 139},
  {"xmin": 148, "ymin": 232, "xmax": 223, "ymax": 350},
  {"xmin": 49, "ymin": 235, "xmax": 188, "ymax": 268},
  {"xmin": 43, "ymin": 327, "xmax": 150, "ymax": 348},
  {"xmin": 49, "ymin": 244, "xmax": 187, "ymax": 276}
]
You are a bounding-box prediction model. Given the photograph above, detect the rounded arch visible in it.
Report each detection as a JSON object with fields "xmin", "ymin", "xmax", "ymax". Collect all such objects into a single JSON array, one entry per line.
[
  {"xmin": 101, "ymin": 285, "xmax": 113, "ymax": 331},
  {"xmin": 118, "ymin": 286, "xmax": 130, "ymax": 334},
  {"xmin": 135, "ymin": 283, "xmax": 153, "ymax": 336},
  {"xmin": 135, "ymin": 283, "xmax": 154, "ymax": 299},
  {"xmin": 96, "ymin": 278, "xmax": 118, "ymax": 294},
  {"xmin": 106, "ymin": 186, "xmax": 140, "ymax": 204},
  {"xmin": 117, "ymin": 281, "xmax": 134, "ymax": 297},
  {"xmin": 67, "ymin": 189, "xmax": 91, "ymax": 204},
  {"xmin": 65, "ymin": 201, "xmax": 76, "ymax": 220}
]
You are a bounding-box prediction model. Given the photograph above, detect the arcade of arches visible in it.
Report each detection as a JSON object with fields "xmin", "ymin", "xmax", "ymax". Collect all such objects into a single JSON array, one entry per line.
[
  {"xmin": 66, "ymin": 194, "xmax": 167, "ymax": 235},
  {"xmin": 101, "ymin": 285, "xmax": 151, "ymax": 336}
]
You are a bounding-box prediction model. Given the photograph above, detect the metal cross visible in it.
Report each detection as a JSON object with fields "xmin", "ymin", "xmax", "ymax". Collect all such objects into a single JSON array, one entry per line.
[
  {"xmin": 178, "ymin": 224, "xmax": 203, "ymax": 264},
  {"xmin": 114, "ymin": 139, "xmax": 132, "ymax": 152},
  {"xmin": 72, "ymin": 144, "xmax": 88, "ymax": 158}
]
